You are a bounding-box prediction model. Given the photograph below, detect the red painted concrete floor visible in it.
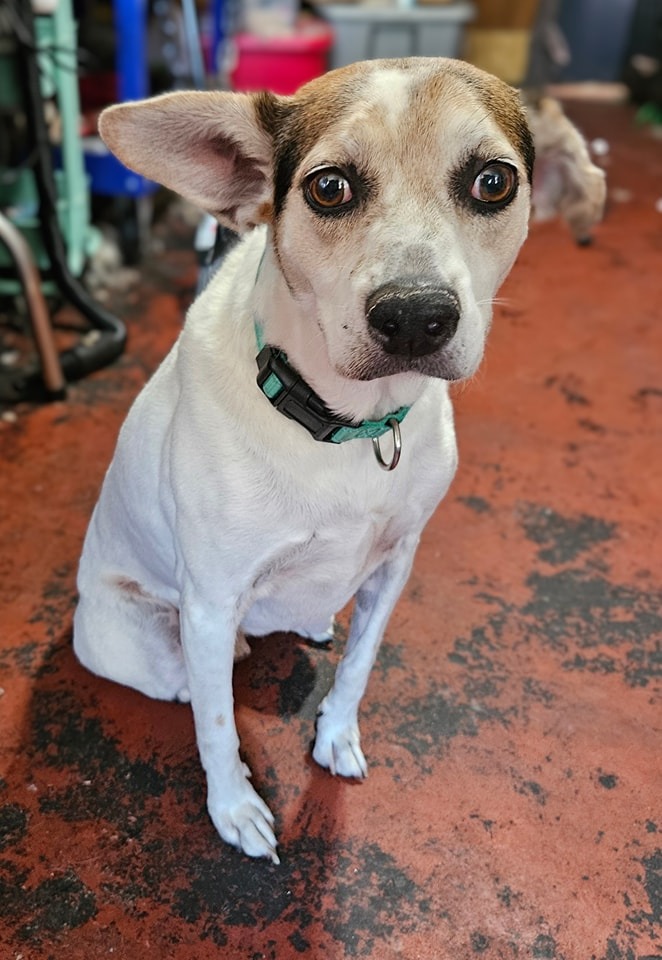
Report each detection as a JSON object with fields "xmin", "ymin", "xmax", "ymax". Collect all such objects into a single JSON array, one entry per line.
[{"xmin": 1, "ymin": 101, "xmax": 660, "ymax": 960}]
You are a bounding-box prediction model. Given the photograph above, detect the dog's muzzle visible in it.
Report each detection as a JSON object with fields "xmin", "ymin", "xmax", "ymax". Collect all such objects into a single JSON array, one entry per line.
[{"xmin": 366, "ymin": 280, "xmax": 460, "ymax": 358}]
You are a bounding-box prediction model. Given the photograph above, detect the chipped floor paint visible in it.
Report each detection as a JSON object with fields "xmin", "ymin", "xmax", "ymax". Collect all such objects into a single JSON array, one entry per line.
[{"xmin": 0, "ymin": 102, "xmax": 660, "ymax": 960}]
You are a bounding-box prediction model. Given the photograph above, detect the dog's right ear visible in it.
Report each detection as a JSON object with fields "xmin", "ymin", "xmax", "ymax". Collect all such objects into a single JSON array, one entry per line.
[{"xmin": 99, "ymin": 91, "xmax": 286, "ymax": 232}]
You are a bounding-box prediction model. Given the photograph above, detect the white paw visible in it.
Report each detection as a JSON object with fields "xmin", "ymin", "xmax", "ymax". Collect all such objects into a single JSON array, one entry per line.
[
  {"xmin": 302, "ymin": 617, "xmax": 336, "ymax": 645},
  {"xmin": 233, "ymin": 630, "xmax": 251, "ymax": 662},
  {"xmin": 208, "ymin": 779, "xmax": 280, "ymax": 864},
  {"xmin": 313, "ymin": 706, "xmax": 368, "ymax": 779}
]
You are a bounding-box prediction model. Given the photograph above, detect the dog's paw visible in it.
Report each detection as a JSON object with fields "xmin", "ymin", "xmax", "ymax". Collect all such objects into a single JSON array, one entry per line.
[
  {"xmin": 233, "ymin": 629, "xmax": 251, "ymax": 661},
  {"xmin": 301, "ymin": 617, "xmax": 336, "ymax": 646},
  {"xmin": 313, "ymin": 704, "xmax": 368, "ymax": 779},
  {"xmin": 208, "ymin": 780, "xmax": 280, "ymax": 864}
]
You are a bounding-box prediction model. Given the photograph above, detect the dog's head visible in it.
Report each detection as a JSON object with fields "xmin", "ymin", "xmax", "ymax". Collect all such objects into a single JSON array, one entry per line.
[{"xmin": 100, "ymin": 59, "xmax": 601, "ymax": 384}]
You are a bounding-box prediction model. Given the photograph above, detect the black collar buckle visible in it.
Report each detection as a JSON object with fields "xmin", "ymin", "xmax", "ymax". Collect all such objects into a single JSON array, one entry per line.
[{"xmin": 256, "ymin": 344, "xmax": 358, "ymax": 443}]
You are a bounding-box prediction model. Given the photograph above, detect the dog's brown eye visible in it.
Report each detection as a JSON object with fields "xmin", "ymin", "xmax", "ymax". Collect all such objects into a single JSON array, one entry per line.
[
  {"xmin": 304, "ymin": 169, "xmax": 353, "ymax": 211},
  {"xmin": 471, "ymin": 163, "xmax": 518, "ymax": 205}
]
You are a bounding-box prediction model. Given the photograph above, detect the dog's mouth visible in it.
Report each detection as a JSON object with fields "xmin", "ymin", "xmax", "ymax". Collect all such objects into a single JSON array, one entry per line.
[{"xmin": 339, "ymin": 344, "xmax": 467, "ymax": 383}]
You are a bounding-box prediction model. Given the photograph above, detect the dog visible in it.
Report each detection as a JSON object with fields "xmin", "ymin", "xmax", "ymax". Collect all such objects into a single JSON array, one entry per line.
[
  {"xmin": 73, "ymin": 58, "xmax": 605, "ymax": 864},
  {"xmin": 524, "ymin": 92, "xmax": 607, "ymax": 244}
]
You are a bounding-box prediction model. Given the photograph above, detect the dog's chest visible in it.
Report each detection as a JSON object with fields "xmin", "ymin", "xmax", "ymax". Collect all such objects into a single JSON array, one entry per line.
[
  {"xmin": 241, "ymin": 498, "xmax": 413, "ymax": 635},
  {"xmin": 237, "ymin": 407, "xmax": 454, "ymax": 636},
  {"xmin": 262, "ymin": 508, "xmax": 402, "ymax": 583}
]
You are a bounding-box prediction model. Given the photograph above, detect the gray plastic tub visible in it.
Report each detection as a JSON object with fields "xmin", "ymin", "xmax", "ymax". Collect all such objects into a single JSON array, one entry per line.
[{"xmin": 321, "ymin": 2, "xmax": 475, "ymax": 69}]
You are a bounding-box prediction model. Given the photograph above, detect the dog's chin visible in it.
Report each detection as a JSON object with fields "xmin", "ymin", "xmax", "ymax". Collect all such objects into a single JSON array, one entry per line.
[{"xmin": 338, "ymin": 346, "xmax": 478, "ymax": 384}]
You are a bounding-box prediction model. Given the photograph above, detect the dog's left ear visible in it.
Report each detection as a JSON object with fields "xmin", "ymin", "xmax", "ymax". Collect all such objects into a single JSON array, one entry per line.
[
  {"xmin": 525, "ymin": 95, "xmax": 607, "ymax": 244},
  {"xmin": 99, "ymin": 90, "xmax": 285, "ymax": 232}
]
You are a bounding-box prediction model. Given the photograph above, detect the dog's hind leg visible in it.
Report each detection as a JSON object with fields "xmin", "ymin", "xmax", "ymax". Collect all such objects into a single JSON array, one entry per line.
[
  {"xmin": 73, "ymin": 576, "xmax": 189, "ymax": 702},
  {"xmin": 313, "ymin": 536, "xmax": 419, "ymax": 779}
]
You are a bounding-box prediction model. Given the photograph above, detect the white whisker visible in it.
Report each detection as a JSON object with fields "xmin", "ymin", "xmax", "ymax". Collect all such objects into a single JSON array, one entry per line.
[{"xmin": 475, "ymin": 297, "xmax": 512, "ymax": 308}]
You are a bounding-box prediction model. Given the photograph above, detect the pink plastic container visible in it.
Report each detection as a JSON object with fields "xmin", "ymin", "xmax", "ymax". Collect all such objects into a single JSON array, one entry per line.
[{"xmin": 230, "ymin": 23, "xmax": 333, "ymax": 95}]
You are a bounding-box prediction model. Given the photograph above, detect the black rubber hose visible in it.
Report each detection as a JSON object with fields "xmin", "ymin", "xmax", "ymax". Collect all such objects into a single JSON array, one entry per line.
[{"xmin": 15, "ymin": 0, "xmax": 127, "ymax": 384}]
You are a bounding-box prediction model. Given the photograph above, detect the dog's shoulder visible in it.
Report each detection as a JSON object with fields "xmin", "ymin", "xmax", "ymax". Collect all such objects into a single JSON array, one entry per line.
[
  {"xmin": 176, "ymin": 228, "xmax": 266, "ymax": 378},
  {"xmin": 188, "ymin": 227, "xmax": 266, "ymax": 334}
]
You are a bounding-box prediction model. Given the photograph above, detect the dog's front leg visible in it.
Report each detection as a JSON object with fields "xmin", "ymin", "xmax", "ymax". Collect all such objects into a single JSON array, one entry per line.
[
  {"xmin": 313, "ymin": 534, "xmax": 419, "ymax": 779},
  {"xmin": 180, "ymin": 592, "xmax": 280, "ymax": 864}
]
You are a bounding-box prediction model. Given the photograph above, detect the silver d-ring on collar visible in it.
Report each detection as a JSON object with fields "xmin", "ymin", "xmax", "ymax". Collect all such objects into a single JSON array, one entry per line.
[{"xmin": 372, "ymin": 417, "xmax": 402, "ymax": 471}]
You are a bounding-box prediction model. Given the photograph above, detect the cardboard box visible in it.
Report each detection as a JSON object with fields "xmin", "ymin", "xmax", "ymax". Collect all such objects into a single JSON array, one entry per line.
[
  {"xmin": 471, "ymin": 0, "xmax": 538, "ymax": 29},
  {"xmin": 464, "ymin": 27, "xmax": 532, "ymax": 84}
]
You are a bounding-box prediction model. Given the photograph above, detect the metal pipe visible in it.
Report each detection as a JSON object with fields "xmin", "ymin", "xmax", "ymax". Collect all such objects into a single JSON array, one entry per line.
[{"xmin": 0, "ymin": 212, "xmax": 66, "ymax": 397}]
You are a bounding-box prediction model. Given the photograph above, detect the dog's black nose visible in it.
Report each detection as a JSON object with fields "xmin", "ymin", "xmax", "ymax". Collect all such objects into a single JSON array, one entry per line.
[{"xmin": 366, "ymin": 281, "xmax": 460, "ymax": 358}]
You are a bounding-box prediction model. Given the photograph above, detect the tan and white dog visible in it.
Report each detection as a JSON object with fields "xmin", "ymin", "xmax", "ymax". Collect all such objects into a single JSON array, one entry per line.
[{"xmin": 74, "ymin": 58, "xmax": 605, "ymax": 864}]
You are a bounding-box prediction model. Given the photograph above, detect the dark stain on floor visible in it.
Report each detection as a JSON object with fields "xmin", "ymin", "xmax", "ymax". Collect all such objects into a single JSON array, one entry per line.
[{"xmin": 519, "ymin": 503, "xmax": 617, "ymax": 565}]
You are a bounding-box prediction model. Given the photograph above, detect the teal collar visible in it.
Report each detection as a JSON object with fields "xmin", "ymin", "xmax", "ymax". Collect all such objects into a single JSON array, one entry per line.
[{"xmin": 254, "ymin": 324, "xmax": 410, "ymax": 446}]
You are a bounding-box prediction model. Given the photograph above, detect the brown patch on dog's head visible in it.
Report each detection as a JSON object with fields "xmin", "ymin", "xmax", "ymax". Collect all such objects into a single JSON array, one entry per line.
[
  {"xmin": 400, "ymin": 59, "xmax": 535, "ymax": 183},
  {"xmin": 254, "ymin": 64, "xmax": 374, "ymax": 218},
  {"xmin": 254, "ymin": 59, "xmax": 535, "ymax": 231},
  {"xmin": 451, "ymin": 60, "xmax": 535, "ymax": 181}
]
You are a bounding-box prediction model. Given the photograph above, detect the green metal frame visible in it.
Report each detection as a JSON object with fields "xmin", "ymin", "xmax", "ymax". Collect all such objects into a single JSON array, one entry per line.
[{"xmin": 0, "ymin": 0, "xmax": 98, "ymax": 294}]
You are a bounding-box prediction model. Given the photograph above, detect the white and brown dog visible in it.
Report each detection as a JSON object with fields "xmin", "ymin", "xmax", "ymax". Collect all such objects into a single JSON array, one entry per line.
[{"xmin": 74, "ymin": 58, "xmax": 605, "ymax": 863}]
